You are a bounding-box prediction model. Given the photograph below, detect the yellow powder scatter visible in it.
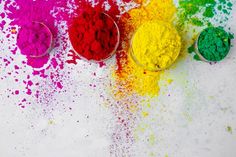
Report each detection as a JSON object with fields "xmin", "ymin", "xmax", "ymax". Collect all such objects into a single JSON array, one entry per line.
[
  {"xmin": 142, "ymin": 111, "xmax": 149, "ymax": 117},
  {"xmin": 131, "ymin": 21, "xmax": 181, "ymax": 71},
  {"xmin": 167, "ymin": 79, "xmax": 173, "ymax": 84},
  {"xmin": 113, "ymin": 0, "xmax": 178, "ymax": 97},
  {"xmin": 129, "ymin": 0, "xmax": 176, "ymax": 26}
]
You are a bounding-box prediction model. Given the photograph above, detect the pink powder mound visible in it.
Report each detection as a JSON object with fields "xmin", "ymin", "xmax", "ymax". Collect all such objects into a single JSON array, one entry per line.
[{"xmin": 17, "ymin": 22, "xmax": 52, "ymax": 58}]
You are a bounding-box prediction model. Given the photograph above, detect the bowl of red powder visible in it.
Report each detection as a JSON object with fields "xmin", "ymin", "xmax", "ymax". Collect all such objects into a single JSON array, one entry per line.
[
  {"xmin": 68, "ymin": 11, "xmax": 120, "ymax": 62},
  {"xmin": 17, "ymin": 21, "xmax": 53, "ymax": 58}
]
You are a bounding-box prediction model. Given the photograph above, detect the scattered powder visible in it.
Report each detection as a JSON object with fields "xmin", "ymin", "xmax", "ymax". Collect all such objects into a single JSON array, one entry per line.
[
  {"xmin": 1, "ymin": 0, "xmax": 72, "ymax": 107},
  {"xmin": 178, "ymin": 0, "xmax": 233, "ymax": 28},
  {"xmin": 177, "ymin": 0, "xmax": 234, "ymax": 60},
  {"xmin": 114, "ymin": 0, "xmax": 177, "ymax": 97}
]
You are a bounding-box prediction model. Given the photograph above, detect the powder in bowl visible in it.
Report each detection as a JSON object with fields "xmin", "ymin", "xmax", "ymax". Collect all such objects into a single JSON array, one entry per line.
[
  {"xmin": 196, "ymin": 27, "xmax": 234, "ymax": 62},
  {"xmin": 68, "ymin": 11, "xmax": 120, "ymax": 62},
  {"xmin": 131, "ymin": 21, "xmax": 181, "ymax": 71},
  {"xmin": 17, "ymin": 21, "xmax": 53, "ymax": 58}
]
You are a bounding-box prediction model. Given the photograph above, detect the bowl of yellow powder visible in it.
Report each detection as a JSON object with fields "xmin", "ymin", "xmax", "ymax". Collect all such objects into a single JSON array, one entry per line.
[{"xmin": 131, "ymin": 21, "xmax": 181, "ymax": 71}]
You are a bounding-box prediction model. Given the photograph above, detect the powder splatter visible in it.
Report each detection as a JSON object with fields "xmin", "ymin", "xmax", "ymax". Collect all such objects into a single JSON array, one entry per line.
[
  {"xmin": 177, "ymin": 0, "xmax": 235, "ymax": 60},
  {"xmin": 1, "ymin": 0, "xmax": 72, "ymax": 107},
  {"xmin": 113, "ymin": 0, "xmax": 177, "ymax": 97},
  {"xmin": 177, "ymin": 0, "xmax": 234, "ymax": 28}
]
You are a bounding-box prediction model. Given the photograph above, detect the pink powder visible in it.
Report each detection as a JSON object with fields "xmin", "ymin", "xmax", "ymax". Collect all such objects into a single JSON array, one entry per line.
[
  {"xmin": 17, "ymin": 22, "xmax": 52, "ymax": 58},
  {"xmin": 1, "ymin": 0, "xmax": 71, "ymax": 108}
]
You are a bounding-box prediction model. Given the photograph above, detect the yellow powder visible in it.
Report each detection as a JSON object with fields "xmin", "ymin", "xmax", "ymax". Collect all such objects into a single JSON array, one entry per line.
[
  {"xmin": 113, "ymin": 0, "xmax": 178, "ymax": 97},
  {"xmin": 131, "ymin": 21, "xmax": 181, "ymax": 71}
]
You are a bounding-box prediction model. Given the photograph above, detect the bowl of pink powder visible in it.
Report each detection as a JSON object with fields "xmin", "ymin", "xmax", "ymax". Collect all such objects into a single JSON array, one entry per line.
[{"xmin": 17, "ymin": 21, "xmax": 53, "ymax": 58}]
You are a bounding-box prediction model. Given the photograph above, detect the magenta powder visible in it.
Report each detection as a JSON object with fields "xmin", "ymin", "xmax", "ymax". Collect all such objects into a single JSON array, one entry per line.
[{"xmin": 17, "ymin": 22, "xmax": 52, "ymax": 58}]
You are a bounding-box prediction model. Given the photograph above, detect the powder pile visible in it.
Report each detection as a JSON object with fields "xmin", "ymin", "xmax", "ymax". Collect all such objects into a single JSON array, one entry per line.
[
  {"xmin": 114, "ymin": 0, "xmax": 177, "ymax": 97},
  {"xmin": 69, "ymin": 9, "xmax": 119, "ymax": 61},
  {"xmin": 131, "ymin": 21, "xmax": 181, "ymax": 71},
  {"xmin": 197, "ymin": 27, "xmax": 234, "ymax": 61},
  {"xmin": 17, "ymin": 22, "xmax": 52, "ymax": 58}
]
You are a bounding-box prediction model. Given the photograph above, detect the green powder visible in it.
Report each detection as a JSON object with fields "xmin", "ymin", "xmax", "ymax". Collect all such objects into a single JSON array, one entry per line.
[
  {"xmin": 177, "ymin": 0, "xmax": 234, "ymax": 27},
  {"xmin": 197, "ymin": 27, "xmax": 234, "ymax": 61}
]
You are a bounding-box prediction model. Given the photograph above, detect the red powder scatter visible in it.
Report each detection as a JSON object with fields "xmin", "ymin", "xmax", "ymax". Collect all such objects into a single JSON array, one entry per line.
[
  {"xmin": 66, "ymin": 50, "xmax": 81, "ymax": 64},
  {"xmin": 115, "ymin": 50, "xmax": 129, "ymax": 75},
  {"xmin": 68, "ymin": 8, "xmax": 119, "ymax": 61},
  {"xmin": 98, "ymin": 61, "xmax": 106, "ymax": 67}
]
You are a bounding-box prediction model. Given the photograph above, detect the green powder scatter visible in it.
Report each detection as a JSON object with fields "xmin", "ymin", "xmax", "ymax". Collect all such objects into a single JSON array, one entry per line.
[
  {"xmin": 191, "ymin": 18, "xmax": 204, "ymax": 26},
  {"xmin": 178, "ymin": 0, "xmax": 234, "ymax": 27},
  {"xmin": 203, "ymin": 6, "xmax": 215, "ymax": 17},
  {"xmin": 188, "ymin": 44, "xmax": 195, "ymax": 53},
  {"xmin": 217, "ymin": 5, "xmax": 222, "ymax": 10},
  {"xmin": 194, "ymin": 54, "xmax": 201, "ymax": 61},
  {"xmin": 197, "ymin": 27, "xmax": 233, "ymax": 62},
  {"xmin": 227, "ymin": 126, "xmax": 233, "ymax": 134},
  {"xmin": 227, "ymin": 2, "xmax": 233, "ymax": 7}
]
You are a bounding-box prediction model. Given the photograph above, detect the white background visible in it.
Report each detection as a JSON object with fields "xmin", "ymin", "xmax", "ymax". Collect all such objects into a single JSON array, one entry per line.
[{"xmin": 0, "ymin": 1, "xmax": 236, "ymax": 157}]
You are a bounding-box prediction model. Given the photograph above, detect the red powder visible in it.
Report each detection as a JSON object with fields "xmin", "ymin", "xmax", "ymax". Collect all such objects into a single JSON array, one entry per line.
[{"xmin": 68, "ymin": 6, "xmax": 119, "ymax": 61}]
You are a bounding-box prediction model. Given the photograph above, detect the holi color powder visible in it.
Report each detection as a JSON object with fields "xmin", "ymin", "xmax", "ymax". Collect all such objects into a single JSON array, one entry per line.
[
  {"xmin": 113, "ymin": 0, "xmax": 177, "ymax": 97},
  {"xmin": 68, "ymin": 9, "xmax": 119, "ymax": 61},
  {"xmin": 0, "ymin": 0, "xmax": 235, "ymax": 156},
  {"xmin": 197, "ymin": 27, "xmax": 234, "ymax": 62},
  {"xmin": 17, "ymin": 21, "xmax": 52, "ymax": 58},
  {"xmin": 1, "ymin": 0, "xmax": 72, "ymax": 108},
  {"xmin": 178, "ymin": 0, "xmax": 234, "ymax": 27},
  {"xmin": 177, "ymin": 0, "xmax": 234, "ymax": 60},
  {"xmin": 66, "ymin": 0, "xmax": 122, "ymax": 64}
]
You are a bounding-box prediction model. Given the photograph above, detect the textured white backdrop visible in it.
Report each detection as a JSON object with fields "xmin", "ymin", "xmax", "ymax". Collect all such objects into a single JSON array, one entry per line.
[{"xmin": 0, "ymin": 1, "xmax": 236, "ymax": 157}]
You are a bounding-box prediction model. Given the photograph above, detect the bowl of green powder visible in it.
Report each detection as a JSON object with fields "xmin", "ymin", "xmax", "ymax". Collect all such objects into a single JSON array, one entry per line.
[{"xmin": 195, "ymin": 27, "xmax": 234, "ymax": 62}]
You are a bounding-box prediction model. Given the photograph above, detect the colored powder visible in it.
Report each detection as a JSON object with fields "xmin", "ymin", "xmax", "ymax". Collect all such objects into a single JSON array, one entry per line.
[
  {"xmin": 68, "ymin": 8, "xmax": 119, "ymax": 61},
  {"xmin": 131, "ymin": 21, "xmax": 181, "ymax": 71},
  {"xmin": 17, "ymin": 22, "xmax": 52, "ymax": 58},
  {"xmin": 114, "ymin": 0, "xmax": 177, "ymax": 97},
  {"xmin": 1, "ymin": 0, "xmax": 74, "ymax": 107},
  {"xmin": 177, "ymin": 0, "xmax": 234, "ymax": 61},
  {"xmin": 4, "ymin": 0, "xmax": 70, "ymax": 69},
  {"xmin": 177, "ymin": 0, "xmax": 233, "ymax": 27},
  {"xmin": 66, "ymin": 0, "xmax": 123, "ymax": 64},
  {"xmin": 197, "ymin": 27, "xmax": 234, "ymax": 61}
]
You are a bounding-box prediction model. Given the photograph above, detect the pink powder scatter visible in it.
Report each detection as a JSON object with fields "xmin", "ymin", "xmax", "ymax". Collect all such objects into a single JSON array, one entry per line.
[
  {"xmin": 15, "ymin": 90, "xmax": 19, "ymax": 95},
  {"xmin": 0, "ymin": 20, "xmax": 6, "ymax": 30},
  {"xmin": 0, "ymin": 13, "xmax": 5, "ymax": 18},
  {"xmin": 56, "ymin": 82, "xmax": 63, "ymax": 89},
  {"xmin": 17, "ymin": 21, "xmax": 52, "ymax": 58}
]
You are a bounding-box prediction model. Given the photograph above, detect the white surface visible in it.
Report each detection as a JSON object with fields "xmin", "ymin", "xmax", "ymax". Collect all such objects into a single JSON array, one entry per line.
[{"xmin": 0, "ymin": 1, "xmax": 236, "ymax": 157}]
